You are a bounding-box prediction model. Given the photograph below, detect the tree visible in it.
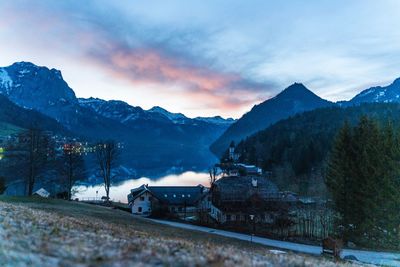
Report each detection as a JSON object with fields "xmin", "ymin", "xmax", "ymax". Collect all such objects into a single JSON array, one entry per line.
[
  {"xmin": 58, "ymin": 144, "xmax": 86, "ymax": 200},
  {"xmin": 6, "ymin": 128, "xmax": 54, "ymax": 196},
  {"xmin": 326, "ymin": 117, "xmax": 400, "ymax": 248},
  {"xmin": 95, "ymin": 140, "xmax": 119, "ymax": 203},
  {"xmin": 209, "ymin": 165, "xmax": 218, "ymax": 190}
]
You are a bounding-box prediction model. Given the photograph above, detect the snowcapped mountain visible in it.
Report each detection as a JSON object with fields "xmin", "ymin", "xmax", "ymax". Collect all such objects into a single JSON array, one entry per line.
[
  {"xmin": 194, "ymin": 116, "xmax": 236, "ymax": 125},
  {"xmin": 0, "ymin": 62, "xmax": 234, "ymax": 169},
  {"xmin": 349, "ymin": 78, "xmax": 400, "ymax": 105},
  {"xmin": 0, "ymin": 62, "xmax": 77, "ymax": 114},
  {"xmin": 78, "ymin": 98, "xmax": 169, "ymax": 124},
  {"xmin": 79, "ymin": 98, "xmax": 235, "ymax": 126},
  {"xmin": 148, "ymin": 106, "xmax": 187, "ymax": 123}
]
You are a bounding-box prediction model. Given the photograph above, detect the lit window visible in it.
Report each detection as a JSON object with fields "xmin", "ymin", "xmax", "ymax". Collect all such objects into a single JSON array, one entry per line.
[
  {"xmin": 173, "ymin": 194, "xmax": 176, "ymax": 198},
  {"xmin": 164, "ymin": 194, "xmax": 168, "ymax": 197},
  {"xmin": 188, "ymin": 194, "xmax": 191, "ymax": 197},
  {"xmin": 182, "ymin": 194, "xmax": 185, "ymax": 197}
]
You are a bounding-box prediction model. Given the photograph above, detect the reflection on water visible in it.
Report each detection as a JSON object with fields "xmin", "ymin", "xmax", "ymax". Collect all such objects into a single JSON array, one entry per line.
[{"xmin": 73, "ymin": 171, "xmax": 209, "ymax": 203}]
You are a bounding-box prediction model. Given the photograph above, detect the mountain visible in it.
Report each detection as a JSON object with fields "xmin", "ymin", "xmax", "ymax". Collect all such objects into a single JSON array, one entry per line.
[
  {"xmin": 147, "ymin": 106, "xmax": 187, "ymax": 123},
  {"xmin": 194, "ymin": 116, "xmax": 236, "ymax": 125},
  {"xmin": 349, "ymin": 78, "xmax": 400, "ymax": 105},
  {"xmin": 0, "ymin": 62, "xmax": 234, "ymax": 170},
  {"xmin": 0, "ymin": 62, "xmax": 129, "ymax": 140},
  {"xmin": 0, "ymin": 62, "xmax": 77, "ymax": 116},
  {"xmin": 210, "ymin": 83, "xmax": 333, "ymax": 156},
  {"xmin": 235, "ymin": 102, "xmax": 400, "ymax": 196}
]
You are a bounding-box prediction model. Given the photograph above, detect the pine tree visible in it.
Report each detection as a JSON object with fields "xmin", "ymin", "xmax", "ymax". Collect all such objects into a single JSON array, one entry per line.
[
  {"xmin": 327, "ymin": 117, "xmax": 400, "ymax": 248},
  {"xmin": 326, "ymin": 120, "xmax": 354, "ymax": 239}
]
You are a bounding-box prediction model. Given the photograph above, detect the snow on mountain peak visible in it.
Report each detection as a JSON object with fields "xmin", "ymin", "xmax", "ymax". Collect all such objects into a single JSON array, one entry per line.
[{"xmin": 148, "ymin": 106, "xmax": 187, "ymax": 122}]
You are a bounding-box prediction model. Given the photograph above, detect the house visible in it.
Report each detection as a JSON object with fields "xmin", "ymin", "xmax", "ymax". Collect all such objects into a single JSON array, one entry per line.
[
  {"xmin": 33, "ymin": 188, "xmax": 50, "ymax": 198},
  {"xmin": 235, "ymin": 163, "xmax": 263, "ymax": 176},
  {"xmin": 127, "ymin": 184, "xmax": 206, "ymax": 218},
  {"xmin": 210, "ymin": 175, "xmax": 297, "ymax": 224}
]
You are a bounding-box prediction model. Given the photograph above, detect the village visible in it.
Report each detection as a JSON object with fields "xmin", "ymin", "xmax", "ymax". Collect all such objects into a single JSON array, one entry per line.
[{"xmin": 127, "ymin": 143, "xmax": 334, "ymax": 243}]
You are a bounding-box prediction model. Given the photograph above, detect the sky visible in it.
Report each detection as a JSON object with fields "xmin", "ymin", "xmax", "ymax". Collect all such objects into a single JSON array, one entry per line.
[{"xmin": 1, "ymin": 0, "xmax": 400, "ymax": 118}]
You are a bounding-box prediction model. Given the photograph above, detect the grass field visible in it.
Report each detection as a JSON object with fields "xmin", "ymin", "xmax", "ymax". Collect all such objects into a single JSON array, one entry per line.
[{"xmin": 0, "ymin": 196, "xmax": 362, "ymax": 266}]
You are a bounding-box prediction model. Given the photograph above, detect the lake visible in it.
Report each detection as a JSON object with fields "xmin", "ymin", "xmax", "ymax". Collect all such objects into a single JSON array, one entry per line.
[{"xmin": 73, "ymin": 171, "xmax": 210, "ymax": 203}]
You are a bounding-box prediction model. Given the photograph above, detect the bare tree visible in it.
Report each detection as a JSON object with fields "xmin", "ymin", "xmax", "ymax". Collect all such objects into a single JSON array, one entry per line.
[
  {"xmin": 5, "ymin": 128, "xmax": 54, "ymax": 196},
  {"xmin": 95, "ymin": 140, "xmax": 119, "ymax": 203},
  {"xmin": 209, "ymin": 165, "xmax": 218, "ymax": 190},
  {"xmin": 58, "ymin": 144, "xmax": 87, "ymax": 200}
]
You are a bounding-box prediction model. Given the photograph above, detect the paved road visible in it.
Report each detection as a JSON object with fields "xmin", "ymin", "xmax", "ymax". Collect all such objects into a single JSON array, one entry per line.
[{"xmin": 149, "ymin": 218, "xmax": 400, "ymax": 266}]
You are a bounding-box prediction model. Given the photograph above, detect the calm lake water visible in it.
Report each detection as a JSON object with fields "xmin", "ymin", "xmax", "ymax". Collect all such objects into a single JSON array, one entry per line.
[{"xmin": 73, "ymin": 171, "xmax": 210, "ymax": 203}]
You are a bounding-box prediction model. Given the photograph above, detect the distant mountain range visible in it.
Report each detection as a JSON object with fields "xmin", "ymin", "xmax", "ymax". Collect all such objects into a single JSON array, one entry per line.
[
  {"xmin": 211, "ymin": 78, "xmax": 400, "ymax": 156},
  {"xmin": 0, "ymin": 62, "xmax": 235, "ymax": 170},
  {"xmin": 2, "ymin": 61, "xmax": 400, "ymax": 172}
]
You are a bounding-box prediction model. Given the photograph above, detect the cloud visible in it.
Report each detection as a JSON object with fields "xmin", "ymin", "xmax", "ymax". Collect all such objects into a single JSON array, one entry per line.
[{"xmin": 0, "ymin": 0, "xmax": 273, "ymax": 114}]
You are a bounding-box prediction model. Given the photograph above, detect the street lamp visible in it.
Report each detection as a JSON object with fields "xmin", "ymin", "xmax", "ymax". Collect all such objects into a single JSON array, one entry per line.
[{"xmin": 249, "ymin": 214, "xmax": 255, "ymax": 242}]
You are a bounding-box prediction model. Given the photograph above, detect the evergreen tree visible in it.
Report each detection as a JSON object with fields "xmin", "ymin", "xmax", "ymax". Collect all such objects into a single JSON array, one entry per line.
[
  {"xmin": 326, "ymin": 120, "xmax": 354, "ymax": 239},
  {"xmin": 326, "ymin": 117, "xmax": 400, "ymax": 249}
]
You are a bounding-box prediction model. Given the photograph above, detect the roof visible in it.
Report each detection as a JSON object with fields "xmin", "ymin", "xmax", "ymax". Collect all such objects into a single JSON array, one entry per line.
[
  {"xmin": 214, "ymin": 175, "xmax": 279, "ymax": 202},
  {"xmin": 148, "ymin": 186, "xmax": 204, "ymax": 206},
  {"xmin": 128, "ymin": 185, "xmax": 205, "ymax": 206},
  {"xmin": 33, "ymin": 188, "xmax": 50, "ymax": 198}
]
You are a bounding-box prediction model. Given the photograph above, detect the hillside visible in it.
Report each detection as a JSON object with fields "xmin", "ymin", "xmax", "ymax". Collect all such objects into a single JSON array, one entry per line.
[
  {"xmin": 235, "ymin": 103, "xmax": 400, "ymax": 195},
  {"xmin": 0, "ymin": 197, "xmax": 358, "ymax": 267},
  {"xmin": 211, "ymin": 83, "xmax": 332, "ymax": 156},
  {"xmin": 0, "ymin": 94, "xmax": 68, "ymax": 136}
]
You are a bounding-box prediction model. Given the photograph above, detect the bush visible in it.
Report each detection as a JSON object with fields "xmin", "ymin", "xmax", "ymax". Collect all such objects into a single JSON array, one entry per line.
[{"xmin": 0, "ymin": 177, "xmax": 7, "ymax": 194}]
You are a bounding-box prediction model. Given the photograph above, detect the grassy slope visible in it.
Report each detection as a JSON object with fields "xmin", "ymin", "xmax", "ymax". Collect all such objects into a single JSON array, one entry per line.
[
  {"xmin": 0, "ymin": 122, "xmax": 21, "ymax": 137},
  {"xmin": 0, "ymin": 196, "xmax": 360, "ymax": 266}
]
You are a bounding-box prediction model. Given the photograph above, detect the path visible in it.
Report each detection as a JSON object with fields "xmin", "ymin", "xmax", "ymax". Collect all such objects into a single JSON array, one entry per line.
[{"xmin": 149, "ymin": 218, "xmax": 400, "ymax": 266}]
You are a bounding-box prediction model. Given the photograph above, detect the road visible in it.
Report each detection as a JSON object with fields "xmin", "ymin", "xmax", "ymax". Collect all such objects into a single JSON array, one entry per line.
[{"xmin": 149, "ymin": 218, "xmax": 400, "ymax": 266}]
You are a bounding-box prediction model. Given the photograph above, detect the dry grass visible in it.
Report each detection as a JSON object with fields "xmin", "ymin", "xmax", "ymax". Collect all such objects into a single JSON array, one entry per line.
[{"xmin": 0, "ymin": 196, "xmax": 363, "ymax": 266}]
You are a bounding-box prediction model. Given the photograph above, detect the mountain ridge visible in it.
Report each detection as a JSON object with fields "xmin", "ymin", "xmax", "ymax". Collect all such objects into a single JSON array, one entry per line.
[{"xmin": 210, "ymin": 82, "xmax": 333, "ymax": 156}]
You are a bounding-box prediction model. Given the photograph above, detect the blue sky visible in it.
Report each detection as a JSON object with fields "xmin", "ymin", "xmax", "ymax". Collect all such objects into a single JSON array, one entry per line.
[{"xmin": 1, "ymin": 0, "xmax": 400, "ymax": 118}]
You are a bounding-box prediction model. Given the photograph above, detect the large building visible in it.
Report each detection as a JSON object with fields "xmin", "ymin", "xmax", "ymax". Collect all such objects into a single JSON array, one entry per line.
[
  {"xmin": 127, "ymin": 184, "xmax": 206, "ymax": 218},
  {"xmin": 210, "ymin": 175, "xmax": 297, "ymax": 224}
]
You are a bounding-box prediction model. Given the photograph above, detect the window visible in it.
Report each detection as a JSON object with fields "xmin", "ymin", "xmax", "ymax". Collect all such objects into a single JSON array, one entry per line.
[
  {"xmin": 148, "ymin": 196, "xmax": 152, "ymax": 201},
  {"xmin": 173, "ymin": 194, "xmax": 176, "ymax": 198},
  {"xmin": 182, "ymin": 194, "xmax": 185, "ymax": 198},
  {"xmin": 188, "ymin": 194, "xmax": 191, "ymax": 198},
  {"xmin": 138, "ymin": 207, "xmax": 142, "ymax": 212},
  {"xmin": 140, "ymin": 196, "xmax": 145, "ymax": 201},
  {"xmin": 227, "ymin": 215, "xmax": 231, "ymax": 221},
  {"xmin": 164, "ymin": 194, "xmax": 168, "ymax": 197}
]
